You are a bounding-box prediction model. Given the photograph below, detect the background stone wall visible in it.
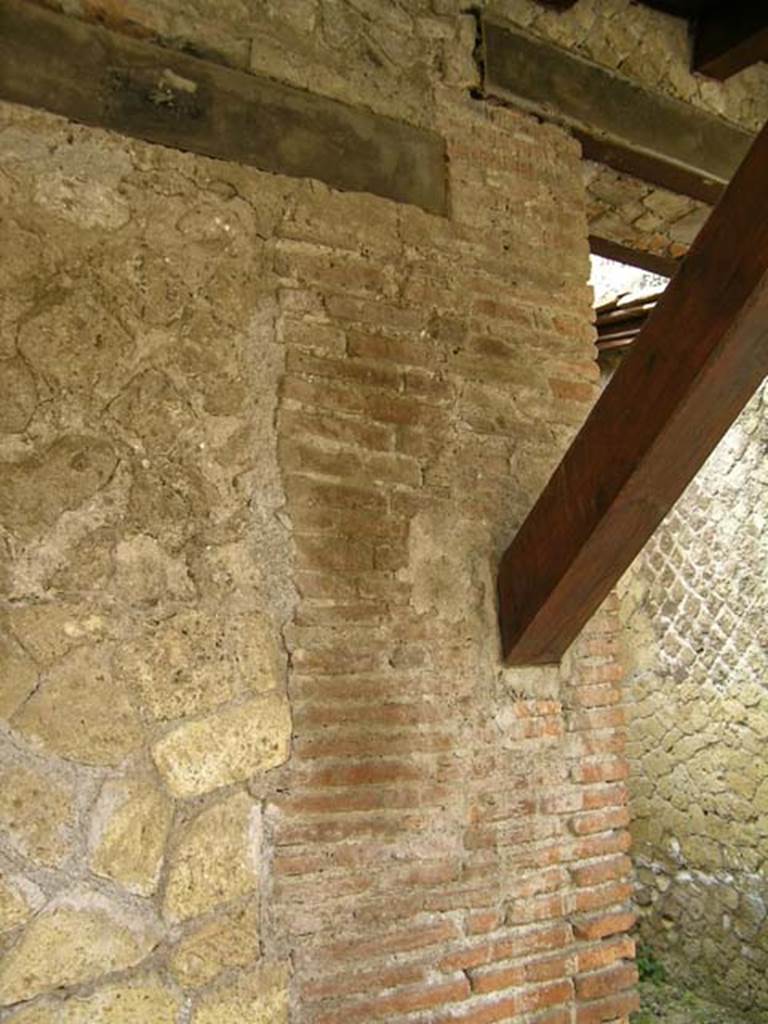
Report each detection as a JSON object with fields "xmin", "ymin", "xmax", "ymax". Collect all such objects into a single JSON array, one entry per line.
[
  {"xmin": 621, "ymin": 383, "xmax": 768, "ymax": 1015},
  {"xmin": 487, "ymin": 0, "xmax": 768, "ymax": 132}
]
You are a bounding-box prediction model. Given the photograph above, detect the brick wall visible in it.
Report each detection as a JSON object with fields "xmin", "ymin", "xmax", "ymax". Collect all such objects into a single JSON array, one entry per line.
[{"xmin": 262, "ymin": 89, "xmax": 641, "ymax": 1022}]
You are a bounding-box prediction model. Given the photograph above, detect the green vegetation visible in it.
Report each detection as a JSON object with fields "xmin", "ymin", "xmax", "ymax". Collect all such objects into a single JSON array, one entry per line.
[{"xmin": 637, "ymin": 944, "xmax": 667, "ymax": 985}]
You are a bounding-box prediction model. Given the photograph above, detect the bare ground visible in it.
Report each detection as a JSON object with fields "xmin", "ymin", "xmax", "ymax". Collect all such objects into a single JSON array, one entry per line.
[{"xmin": 633, "ymin": 982, "xmax": 767, "ymax": 1024}]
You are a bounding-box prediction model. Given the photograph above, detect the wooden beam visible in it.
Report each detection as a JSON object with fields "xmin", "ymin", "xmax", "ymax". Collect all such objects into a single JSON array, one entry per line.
[
  {"xmin": 694, "ymin": 5, "xmax": 768, "ymax": 81},
  {"xmin": 498, "ymin": 117, "xmax": 768, "ymax": 665},
  {"xmin": 0, "ymin": 0, "xmax": 447, "ymax": 215},
  {"xmin": 482, "ymin": 18, "xmax": 754, "ymax": 203},
  {"xmin": 589, "ymin": 236, "xmax": 680, "ymax": 279}
]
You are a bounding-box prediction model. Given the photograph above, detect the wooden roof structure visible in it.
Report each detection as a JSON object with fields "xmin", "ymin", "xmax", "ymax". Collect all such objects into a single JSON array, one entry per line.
[{"xmin": 594, "ymin": 292, "xmax": 666, "ymax": 355}]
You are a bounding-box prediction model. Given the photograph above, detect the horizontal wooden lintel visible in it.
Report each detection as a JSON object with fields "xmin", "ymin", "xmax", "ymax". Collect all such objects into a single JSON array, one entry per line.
[
  {"xmin": 0, "ymin": 0, "xmax": 447, "ymax": 214},
  {"xmin": 482, "ymin": 17, "xmax": 754, "ymax": 203}
]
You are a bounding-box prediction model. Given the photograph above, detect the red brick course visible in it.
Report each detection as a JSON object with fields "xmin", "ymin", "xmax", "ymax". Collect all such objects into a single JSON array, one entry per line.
[{"xmin": 267, "ymin": 90, "xmax": 637, "ymax": 1023}]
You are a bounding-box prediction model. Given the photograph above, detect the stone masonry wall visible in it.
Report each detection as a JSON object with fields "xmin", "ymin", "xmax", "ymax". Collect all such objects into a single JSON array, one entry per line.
[
  {"xmin": 3, "ymin": 1, "xmax": 766, "ymax": 1022},
  {"xmin": 621, "ymin": 383, "xmax": 768, "ymax": 1015},
  {"xmin": 0, "ymin": 83, "xmax": 641, "ymax": 1022},
  {"xmin": 583, "ymin": 162, "xmax": 710, "ymax": 266},
  {"xmin": 0, "ymin": 17, "xmax": 642, "ymax": 1024}
]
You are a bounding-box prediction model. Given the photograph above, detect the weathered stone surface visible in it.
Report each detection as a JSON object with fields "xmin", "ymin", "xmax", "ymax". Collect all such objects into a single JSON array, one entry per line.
[
  {"xmin": 112, "ymin": 534, "xmax": 193, "ymax": 606},
  {"xmin": 34, "ymin": 172, "xmax": 131, "ymax": 232},
  {"xmin": 0, "ymin": 764, "xmax": 75, "ymax": 868},
  {"xmin": 152, "ymin": 693, "xmax": 291, "ymax": 798},
  {"xmin": 2, "ymin": 604, "xmax": 99, "ymax": 667},
  {"xmin": 12, "ymin": 645, "xmax": 143, "ymax": 765},
  {"xmin": 17, "ymin": 292, "xmax": 136, "ymax": 410},
  {"xmin": 121, "ymin": 608, "xmax": 282, "ymax": 722},
  {"xmin": 0, "ymin": 436, "xmax": 118, "ymax": 538},
  {"xmin": 126, "ymin": 458, "xmax": 209, "ymax": 553},
  {"xmin": 584, "ymin": 159, "xmax": 711, "ymax": 263},
  {"xmin": 108, "ymin": 369, "xmax": 197, "ymax": 456},
  {"xmin": 170, "ymin": 898, "xmax": 260, "ymax": 988},
  {"xmin": 3, "ymin": 975, "xmax": 181, "ymax": 1022},
  {"xmin": 0, "ymin": 630, "xmax": 38, "ymax": 720},
  {"xmin": 0, "ymin": 889, "xmax": 161, "ymax": 1006},
  {"xmin": 0, "ymin": 872, "xmax": 43, "ymax": 934},
  {"xmin": 191, "ymin": 962, "xmax": 289, "ymax": 1024},
  {"xmin": 163, "ymin": 791, "xmax": 260, "ymax": 923},
  {"xmin": 0, "ymin": 356, "xmax": 37, "ymax": 433},
  {"xmin": 89, "ymin": 775, "xmax": 174, "ymax": 896}
]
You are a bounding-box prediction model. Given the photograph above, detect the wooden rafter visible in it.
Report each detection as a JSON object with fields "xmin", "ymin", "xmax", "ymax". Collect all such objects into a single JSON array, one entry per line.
[
  {"xmin": 594, "ymin": 292, "xmax": 665, "ymax": 354},
  {"xmin": 498, "ymin": 117, "xmax": 768, "ymax": 665},
  {"xmin": 588, "ymin": 236, "xmax": 681, "ymax": 280}
]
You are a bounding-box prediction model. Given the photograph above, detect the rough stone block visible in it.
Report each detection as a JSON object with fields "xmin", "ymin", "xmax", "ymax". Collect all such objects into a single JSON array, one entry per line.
[
  {"xmin": 2, "ymin": 604, "xmax": 99, "ymax": 668},
  {"xmin": 112, "ymin": 534, "xmax": 194, "ymax": 607},
  {"xmin": 152, "ymin": 693, "xmax": 291, "ymax": 798},
  {"xmin": 191, "ymin": 962, "xmax": 289, "ymax": 1024},
  {"xmin": 0, "ymin": 630, "xmax": 38, "ymax": 720},
  {"xmin": 0, "ymin": 889, "xmax": 161, "ymax": 1006},
  {"xmin": 3, "ymin": 975, "xmax": 182, "ymax": 1022},
  {"xmin": 0, "ymin": 872, "xmax": 43, "ymax": 934},
  {"xmin": 120, "ymin": 608, "xmax": 283, "ymax": 722},
  {"xmin": 170, "ymin": 899, "xmax": 260, "ymax": 988},
  {"xmin": 0, "ymin": 435, "xmax": 118, "ymax": 538},
  {"xmin": 163, "ymin": 791, "xmax": 260, "ymax": 922},
  {"xmin": 12, "ymin": 645, "xmax": 144, "ymax": 766},
  {"xmin": 0, "ymin": 356, "xmax": 37, "ymax": 433},
  {"xmin": 0, "ymin": 764, "xmax": 75, "ymax": 868},
  {"xmin": 88, "ymin": 775, "xmax": 174, "ymax": 896}
]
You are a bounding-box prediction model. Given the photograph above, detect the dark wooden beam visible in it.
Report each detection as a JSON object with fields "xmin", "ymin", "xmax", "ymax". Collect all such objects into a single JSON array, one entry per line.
[
  {"xmin": 498, "ymin": 117, "xmax": 768, "ymax": 665},
  {"xmin": 482, "ymin": 18, "xmax": 754, "ymax": 203},
  {"xmin": 589, "ymin": 236, "xmax": 680, "ymax": 279},
  {"xmin": 694, "ymin": 5, "xmax": 768, "ymax": 81},
  {"xmin": 0, "ymin": 0, "xmax": 446, "ymax": 214}
]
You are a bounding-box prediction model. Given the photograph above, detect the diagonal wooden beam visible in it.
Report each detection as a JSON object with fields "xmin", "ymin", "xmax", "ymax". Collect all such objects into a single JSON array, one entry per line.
[
  {"xmin": 498, "ymin": 118, "xmax": 768, "ymax": 665},
  {"xmin": 481, "ymin": 18, "xmax": 754, "ymax": 203},
  {"xmin": 0, "ymin": 0, "xmax": 446, "ymax": 214}
]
